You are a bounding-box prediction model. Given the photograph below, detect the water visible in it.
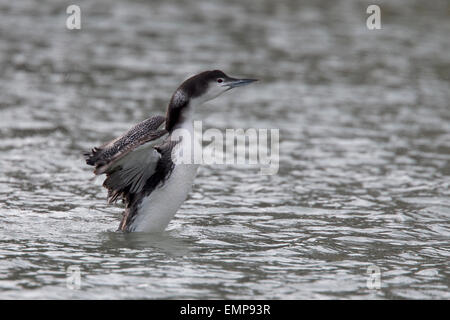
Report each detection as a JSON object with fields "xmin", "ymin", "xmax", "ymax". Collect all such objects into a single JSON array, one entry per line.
[{"xmin": 0, "ymin": 0, "xmax": 449, "ymax": 299}]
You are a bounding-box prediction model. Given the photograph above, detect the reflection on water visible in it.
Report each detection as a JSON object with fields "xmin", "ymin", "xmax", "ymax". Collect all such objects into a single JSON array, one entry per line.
[{"xmin": 0, "ymin": 0, "xmax": 449, "ymax": 299}]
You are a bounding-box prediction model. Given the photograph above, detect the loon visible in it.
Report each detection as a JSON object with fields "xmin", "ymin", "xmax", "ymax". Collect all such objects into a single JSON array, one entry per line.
[{"xmin": 84, "ymin": 70, "xmax": 257, "ymax": 232}]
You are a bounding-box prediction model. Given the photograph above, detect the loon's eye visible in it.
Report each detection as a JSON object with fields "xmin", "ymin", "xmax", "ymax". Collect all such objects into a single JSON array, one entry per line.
[{"xmin": 217, "ymin": 78, "xmax": 223, "ymax": 83}]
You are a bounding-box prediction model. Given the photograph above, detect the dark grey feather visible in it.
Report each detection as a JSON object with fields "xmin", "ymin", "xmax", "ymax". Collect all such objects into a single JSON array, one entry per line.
[
  {"xmin": 84, "ymin": 115, "xmax": 167, "ymax": 174},
  {"xmin": 84, "ymin": 115, "xmax": 168, "ymax": 205},
  {"xmin": 118, "ymin": 140, "xmax": 178, "ymax": 231}
]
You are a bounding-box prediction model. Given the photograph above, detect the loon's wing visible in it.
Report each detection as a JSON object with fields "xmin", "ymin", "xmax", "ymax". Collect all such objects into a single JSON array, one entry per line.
[
  {"xmin": 118, "ymin": 139, "xmax": 178, "ymax": 232},
  {"xmin": 84, "ymin": 115, "xmax": 168, "ymax": 203}
]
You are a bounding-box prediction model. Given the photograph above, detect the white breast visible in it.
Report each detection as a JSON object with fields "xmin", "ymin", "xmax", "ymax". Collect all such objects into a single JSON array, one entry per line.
[
  {"xmin": 130, "ymin": 162, "xmax": 199, "ymax": 232},
  {"xmin": 129, "ymin": 116, "xmax": 200, "ymax": 233}
]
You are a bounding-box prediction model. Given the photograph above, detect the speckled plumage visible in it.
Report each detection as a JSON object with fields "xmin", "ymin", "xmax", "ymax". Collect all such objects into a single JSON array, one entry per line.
[{"xmin": 84, "ymin": 116, "xmax": 166, "ymax": 175}]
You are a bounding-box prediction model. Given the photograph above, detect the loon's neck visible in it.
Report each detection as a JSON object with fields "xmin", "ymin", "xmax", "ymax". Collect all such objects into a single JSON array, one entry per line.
[
  {"xmin": 166, "ymin": 88, "xmax": 210, "ymax": 133},
  {"xmin": 167, "ymin": 94, "xmax": 204, "ymax": 165},
  {"xmin": 166, "ymin": 90, "xmax": 189, "ymax": 132}
]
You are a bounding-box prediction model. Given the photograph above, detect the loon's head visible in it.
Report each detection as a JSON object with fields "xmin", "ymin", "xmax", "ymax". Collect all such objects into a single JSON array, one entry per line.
[
  {"xmin": 166, "ymin": 70, "xmax": 257, "ymax": 131},
  {"xmin": 179, "ymin": 69, "xmax": 258, "ymax": 104}
]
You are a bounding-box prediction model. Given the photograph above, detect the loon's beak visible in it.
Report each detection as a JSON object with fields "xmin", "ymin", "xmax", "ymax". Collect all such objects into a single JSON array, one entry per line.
[{"xmin": 225, "ymin": 77, "xmax": 258, "ymax": 89}]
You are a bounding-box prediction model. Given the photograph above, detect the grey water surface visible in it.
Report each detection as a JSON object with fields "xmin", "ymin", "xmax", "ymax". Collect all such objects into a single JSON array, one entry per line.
[{"xmin": 0, "ymin": 0, "xmax": 449, "ymax": 299}]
